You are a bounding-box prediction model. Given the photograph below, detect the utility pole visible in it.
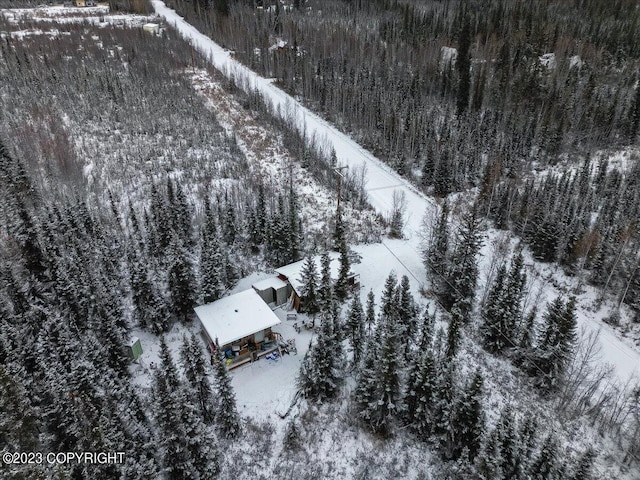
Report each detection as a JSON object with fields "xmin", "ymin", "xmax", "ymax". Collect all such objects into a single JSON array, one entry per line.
[{"xmin": 333, "ymin": 165, "xmax": 348, "ymax": 213}]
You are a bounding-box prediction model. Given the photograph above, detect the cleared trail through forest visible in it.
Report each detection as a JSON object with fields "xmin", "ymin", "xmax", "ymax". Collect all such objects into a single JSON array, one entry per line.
[{"xmin": 152, "ymin": 1, "xmax": 640, "ymax": 383}]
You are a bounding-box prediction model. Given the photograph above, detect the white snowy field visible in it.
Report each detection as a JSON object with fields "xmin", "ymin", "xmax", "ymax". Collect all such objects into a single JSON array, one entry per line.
[{"xmin": 152, "ymin": 0, "xmax": 640, "ymax": 386}]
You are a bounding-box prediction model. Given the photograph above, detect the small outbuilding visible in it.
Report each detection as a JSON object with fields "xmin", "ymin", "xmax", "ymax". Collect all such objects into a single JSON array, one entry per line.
[
  {"xmin": 194, "ymin": 289, "xmax": 282, "ymax": 369},
  {"xmin": 143, "ymin": 23, "xmax": 160, "ymax": 35},
  {"xmin": 275, "ymin": 252, "xmax": 359, "ymax": 311},
  {"xmin": 252, "ymin": 277, "xmax": 289, "ymax": 307},
  {"xmin": 126, "ymin": 337, "xmax": 143, "ymax": 361}
]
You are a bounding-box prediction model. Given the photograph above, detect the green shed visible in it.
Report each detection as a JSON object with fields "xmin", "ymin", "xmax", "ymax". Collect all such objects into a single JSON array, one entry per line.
[{"xmin": 126, "ymin": 337, "xmax": 143, "ymax": 361}]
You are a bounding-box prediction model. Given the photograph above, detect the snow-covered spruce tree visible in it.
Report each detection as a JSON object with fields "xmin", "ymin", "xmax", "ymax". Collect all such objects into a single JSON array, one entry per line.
[
  {"xmin": 93, "ymin": 297, "xmax": 130, "ymax": 378},
  {"xmin": 424, "ymin": 200, "xmax": 449, "ymax": 294},
  {"xmin": 317, "ymin": 251, "xmax": 333, "ymax": 313},
  {"xmin": 433, "ymin": 147, "xmax": 455, "ymax": 197},
  {"xmin": 154, "ymin": 348, "xmax": 219, "ymax": 479},
  {"xmin": 396, "ymin": 274, "xmax": 418, "ymax": 355},
  {"xmin": 365, "ymin": 289, "xmax": 376, "ymax": 335},
  {"xmin": 475, "ymin": 424, "xmax": 504, "ymax": 480},
  {"xmin": 247, "ymin": 204, "xmax": 260, "ymax": 253},
  {"xmin": 456, "ymin": 14, "xmax": 471, "ymax": 116},
  {"xmin": 403, "ymin": 343, "xmax": 437, "ymax": 440},
  {"xmin": 254, "ymin": 181, "xmax": 267, "ymax": 246},
  {"xmin": 443, "ymin": 204, "xmax": 483, "ymax": 315},
  {"xmin": 128, "ymin": 246, "xmax": 169, "ymax": 334},
  {"xmin": 503, "ymin": 249, "xmax": 526, "ymax": 334},
  {"xmin": 297, "ymin": 310, "xmax": 341, "ymax": 402},
  {"xmin": 200, "ymin": 200, "xmax": 226, "ymax": 303},
  {"xmin": 345, "ymin": 293, "xmax": 365, "ymax": 366},
  {"xmin": 388, "ymin": 190, "xmax": 406, "ymax": 238},
  {"xmin": 518, "ymin": 414, "xmax": 539, "ymax": 470},
  {"xmin": 445, "ymin": 303, "xmax": 463, "ymax": 359},
  {"xmin": 179, "ymin": 392, "xmax": 221, "ymax": 479},
  {"xmin": 0, "ymin": 365, "xmax": 39, "ymax": 452},
  {"xmin": 223, "ymin": 249, "xmax": 238, "ymax": 289},
  {"xmin": 169, "ymin": 179, "xmax": 193, "ymax": 247},
  {"xmin": 222, "ymin": 199, "xmax": 237, "ymax": 246},
  {"xmin": 287, "ymin": 181, "xmax": 301, "ymax": 264},
  {"xmin": 529, "ymin": 434, "xmax": 560, "ymax": 480},
  {"xmin": 432, "ymin": 356, "xmax": 457, "ymax": 440},
  {"xmin": 158, "ymin": 337, "xmax": 181, "ymax": 390},
  {"xmin": 367, "ymin": 314, "xmax": 402, "ymax": 436},
  {"xmin": 212, "ymin": 350, "xmax": 241, "ymax": 438},
  {"xmin": 418, "ymin": 308, "xmax": 435, "ymax": 351},
  {"xmin": 298, "ymin": 256, "xmax": 320, "ymax": 317},
  {"xmin": 334, "ymin": 238, "xmax": 351, "ymax": 302},
  {"xmin": 148, "ymin": 181, "xmax": 171, "ymax": 259},
  {"xmin": 180, "ymin": 333, "xmax": 216, "ymax": 423},
  {"xmin": 167, "ymin": 234, "xmax": 197, "ymax": 324},
  {"xmin": 480, "ymin": 263, "xmax": 509, "ymax": 353},
  {"xmin": 353, "ymin": 336, "xmax": 381, "ymax": 428},
  {"xmin": 200, "ymin": 232, "xmax": 226, "ymax": 303},
  {"xmin": 446, "ymin": 368, "xmax": 485, "ymax": 461},
  {"xmin": 330, "ymin": 297, "xmax": 344, "ymax": 357},
  {"xmin": 333, "ymin": 205, "xmax": 346, "ymax": 251},
  {"xmin": 569, "ymin": 448, "xmax": 595, "ymax": 480},
  {"xmin": 526, "ymin": 296, "xmax": 578, "ymax": 391},
  {"xmin": 266, "ymin": 206, "xmax": 289, "ymax": 267},
  {"xmin": 152, "ymin": 342, "xmax": 191, "ymax": 479},
  {"xmin": 380, "ymin": 271, "xmax": 398, "ymax": 320},
  {"xmin": 496, "ymin": 404, "xmax": 523, "ymax": 479}
]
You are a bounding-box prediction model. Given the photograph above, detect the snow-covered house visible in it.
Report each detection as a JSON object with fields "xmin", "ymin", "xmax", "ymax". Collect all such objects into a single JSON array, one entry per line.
[
  {"xmin": 194, "ymin": 289, "xmax": 282, "ymax": 369},
  {"xmin": 274, "ymin": 253, "xmax": 359, "ymax": 311},
  {"xmin": 252, "ymin": 277, "xmax": 289, "ymax": 307}
]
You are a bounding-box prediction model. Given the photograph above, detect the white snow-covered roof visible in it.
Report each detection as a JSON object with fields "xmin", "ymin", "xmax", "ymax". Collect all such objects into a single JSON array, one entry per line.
[
  {"xmin": 252, "ymin": 277, "xmax": 288, "ymax": 292},
  {"xmin": 274, "ymin": 252, "xmax": 341, "ymax": 295},
  {"xmin": 440, "ymin": 46, "xmax": 458, "ymax": 66},
  {"xmin": 194, "ymin": 290, "xmax": 281, "ymax": 347}
]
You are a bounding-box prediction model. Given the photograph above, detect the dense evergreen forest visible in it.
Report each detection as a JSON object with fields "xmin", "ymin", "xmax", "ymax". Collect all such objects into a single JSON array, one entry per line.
[
  {"xmin": 0, "ymin": 10, "xmax": 375, "ymax": 477},
  {"xmin": 170, "ymin": 0, "xmax": 640, "ymax": 321}
]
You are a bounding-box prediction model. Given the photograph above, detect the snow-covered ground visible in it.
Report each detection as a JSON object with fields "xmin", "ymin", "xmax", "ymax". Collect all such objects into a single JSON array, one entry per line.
[
  {"xmin": 153, "ymin": 0, "xmax": 640, "ymax": 386},
  {"xmin": 189, "ymin": 68, "xmax": 383, "ymax": 245},
  {"xmin": 1, "ymin": 4, "xmax": 155, "ymax": 28}
]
